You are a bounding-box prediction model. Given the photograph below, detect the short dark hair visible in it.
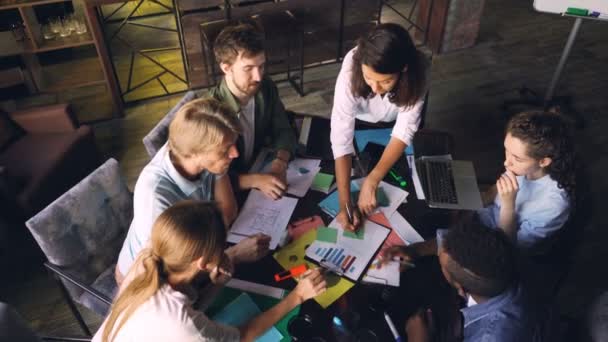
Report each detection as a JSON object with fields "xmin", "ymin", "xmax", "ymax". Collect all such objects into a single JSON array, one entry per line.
[
  {"xmin": 351, "ymin": 23, "xmax": 427, "ymax": 108},
  {"xmin": 442, "ymin": 220, "xmax": 516, "ymax": 298},
  {"xmin": 213, "ymin": 23, "xmax": 265, "ymax": 65}
]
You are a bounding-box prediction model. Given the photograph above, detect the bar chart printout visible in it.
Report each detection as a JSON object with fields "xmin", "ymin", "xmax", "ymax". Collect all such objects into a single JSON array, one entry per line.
[{"xmin": 306, "ymin": 219, "xmax": 389, "ymax": 281}]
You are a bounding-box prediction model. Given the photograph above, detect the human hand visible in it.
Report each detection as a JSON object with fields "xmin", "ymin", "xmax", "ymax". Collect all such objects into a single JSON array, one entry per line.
[
  {"xmin": 481, "ymin": 185, "xmax": 498, "ymax": 206},
  {"xmin": 209, "ymin": 253, "xmax": 234, "ymax": 285},
  {"xmin": 379, "ymin": 245, "xmax": 418, "ymax": 271},
  {"xmin": 269, "ymin": 159, "xmax": 288, "ymax": 184},
  {"xmin": 254, "ymin": 173, "xmax": 287, "ymax": 200},
  {"xmin": 293, "ymin": 268, "xmax": 327, "ymax": 303},
  {"xmin": 358, "ymin": 177, "xmax": 379, "ymax": 216},
  {"xmin": 228, "ymin": 233, "xmax": 271, "ymax": 264},
  {"xmin": 336, "ymin": 204, "xmax": 361, "ymax": 231},
  {"xmin": 405, "ymin": 309, "xmax": 433, "ymax": 342},
  {"xmin": 496, "ymin": 170, "xmax": 519, "ymax": 206}
]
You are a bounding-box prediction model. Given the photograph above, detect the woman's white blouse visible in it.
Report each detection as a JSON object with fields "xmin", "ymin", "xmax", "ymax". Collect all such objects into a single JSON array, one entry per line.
[{"xmin": 330, "ymin": 48, "xmax": 425, "ymax": 159}]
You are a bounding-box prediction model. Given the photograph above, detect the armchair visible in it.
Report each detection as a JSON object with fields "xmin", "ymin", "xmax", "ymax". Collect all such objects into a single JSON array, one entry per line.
[
  {"xmin": 0, "ymin": 104, "xmax": 101, "ymax": 219},
  {"xmin": 25, "ymin": 158, "xmax": 132, "ymax": 335}
]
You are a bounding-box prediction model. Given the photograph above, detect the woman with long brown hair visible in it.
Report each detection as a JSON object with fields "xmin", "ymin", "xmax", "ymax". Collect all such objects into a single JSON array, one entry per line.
[
  {"xmin": 330, "ymin": 23, "xmax": 428, "ymax": 231},
  {"xmin": 95, "ymin": 201, "xmax": 326, "ymax": 342}
]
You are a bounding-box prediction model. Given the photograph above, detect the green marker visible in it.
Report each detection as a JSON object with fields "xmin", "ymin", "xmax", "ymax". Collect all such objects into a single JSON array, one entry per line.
[
  {"xmin": 389, "ymin": 169, "xmax": 407, "ymax": 187},
  {"xmin": 566, "ymin": 7, "xmax": 588, "ymax": 16}
]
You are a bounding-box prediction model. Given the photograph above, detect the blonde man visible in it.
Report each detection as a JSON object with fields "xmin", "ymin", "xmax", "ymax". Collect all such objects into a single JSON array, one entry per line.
[{"xmin": 115, "ymin": 98, "xmax": 270, "ymax": 285}]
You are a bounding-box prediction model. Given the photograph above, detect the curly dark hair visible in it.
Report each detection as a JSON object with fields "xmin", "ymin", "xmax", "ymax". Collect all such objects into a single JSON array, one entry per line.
[
  {"xmin": 350, "ymin": 23, "xmax": 427, "ymax": 108},
  {"xmin": 213, "ymin": 22, "xmax": 264, "ymax": 65},
  {"xmin": 507, "ymin": 110, "xmax": 577, "ymax": 204},
  {"xmin": 442, "ymin": 220, "xmax": 516, "ymax": 298}
]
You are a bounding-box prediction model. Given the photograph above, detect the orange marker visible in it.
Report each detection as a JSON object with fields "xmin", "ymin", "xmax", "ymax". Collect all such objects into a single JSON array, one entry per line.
[{"xmin": 274, "ymin": 264, "xmax": 308, "ymax": 282}]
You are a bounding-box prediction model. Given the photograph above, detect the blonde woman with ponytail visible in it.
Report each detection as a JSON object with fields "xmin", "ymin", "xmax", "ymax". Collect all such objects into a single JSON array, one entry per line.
[
  {"xmin": 116, "ymin": 98, "xmax": 272, "ymax": 285},
  {"xmin": 95, "ymin": 201, "xmax": 326, "ymax": 342}
]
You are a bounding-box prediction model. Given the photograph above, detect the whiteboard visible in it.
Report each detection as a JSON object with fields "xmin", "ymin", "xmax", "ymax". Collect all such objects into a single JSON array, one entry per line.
[{"xmin": 534, "ymin": 0, "xmax": 608, "ymax": 15}]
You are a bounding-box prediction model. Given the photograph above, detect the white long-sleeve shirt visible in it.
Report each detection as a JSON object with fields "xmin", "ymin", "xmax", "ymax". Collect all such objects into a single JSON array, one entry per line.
[{"xmin": 330, "ymin": 48, "xmax": 425, "ymax": 159}]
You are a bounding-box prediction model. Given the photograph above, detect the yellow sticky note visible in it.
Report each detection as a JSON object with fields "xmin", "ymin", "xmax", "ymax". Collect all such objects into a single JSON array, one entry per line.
[{"xmin": 273, "ymin": 230, "xmax": 355, "ymax": 308}]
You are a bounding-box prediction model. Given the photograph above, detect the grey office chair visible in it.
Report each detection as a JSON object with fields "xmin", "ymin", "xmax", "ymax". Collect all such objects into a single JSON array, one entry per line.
[{"xmin": 25, "ymin": 158, "xmax": 133, "ymax": 335}]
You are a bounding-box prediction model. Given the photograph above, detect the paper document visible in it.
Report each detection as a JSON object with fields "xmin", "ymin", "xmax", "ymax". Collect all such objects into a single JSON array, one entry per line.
[
  {"xmin": 318, "ymin": 180, "xmax": 408, "ymax": 218},
  {"xmin": 249, "ymin": 148, "xmax": 322, "ymax": 197},
  {"xmin": 362, "ymin": 212, "xmax": 406, "ymax": 287},
  {"xmin": 305, "ymin": 218, "xmax": 390, "ymax": 281},
  {"xmin": 351, "ymin": 179, "xmax": 408, "ymax": 218},
  {"xmin": 388, "ymin": 211, "xmax": 424, "ymax": 244},
  {"xmin": 227, "ymin": 190, "xmax": 298, "ymax": 249},
  {"xmin": 212, "ymin": 293, "xmax": 283, "ymax": 342},
  {"xmin": 283, "ymin": 159, "xmax": 322, "ymax": 197},
  {"xmin": 273, "ymin": 229, "xmax": 355, "ymax": 308},
  {"xmin": 364, "ymin": 260, "xmax": 401, "ymax": 286},
  {"xmin": 226, "ymin": 278, "xmax": 286, "ymax": 299}
]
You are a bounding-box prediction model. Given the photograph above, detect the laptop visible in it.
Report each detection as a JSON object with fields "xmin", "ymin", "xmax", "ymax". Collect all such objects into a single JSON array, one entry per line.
[{"xmin": 416, "ymin": 157, "xmax": 483, "ymax": 210}]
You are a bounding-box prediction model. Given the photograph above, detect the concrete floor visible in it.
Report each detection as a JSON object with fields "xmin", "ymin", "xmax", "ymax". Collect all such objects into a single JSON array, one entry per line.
[{"xmin": 1, "ymin": 0, "xmax": 607, "ymax": 339}]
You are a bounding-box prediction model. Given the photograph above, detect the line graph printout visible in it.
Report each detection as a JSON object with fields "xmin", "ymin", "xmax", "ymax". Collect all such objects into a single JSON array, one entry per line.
[{"xmin": 227, "ymin": 190, "xmax": 298, "ymax": 249}]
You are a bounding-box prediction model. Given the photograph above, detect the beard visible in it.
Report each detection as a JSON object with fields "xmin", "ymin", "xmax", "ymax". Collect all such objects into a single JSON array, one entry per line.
[{"xmin": 235, "ymin": 79, "xmax": 260, "ymax": 96}]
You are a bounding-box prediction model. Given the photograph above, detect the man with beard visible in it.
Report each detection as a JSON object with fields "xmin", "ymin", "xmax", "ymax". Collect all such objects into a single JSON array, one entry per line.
[{"xmin": 207, "ymin": 23, "xmax": 297, "ymax": 200}]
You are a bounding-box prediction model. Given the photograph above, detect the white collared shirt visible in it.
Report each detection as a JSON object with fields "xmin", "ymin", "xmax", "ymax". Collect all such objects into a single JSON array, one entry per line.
[
  {"xmin": 117, "ymin": 143, "xmax": 217, "ymax": 275},
  {"xmin": 330, "ymin": 48, "xmax": 425, "ymax": 159}
]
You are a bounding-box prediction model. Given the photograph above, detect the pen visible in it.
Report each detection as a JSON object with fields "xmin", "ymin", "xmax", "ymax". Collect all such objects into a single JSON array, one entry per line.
[
  {"xmin": 384, "ymin": 312, "xmax": 403, "ymax": 342},
  {"xmin": 345, "ymin": 203, "xmax": 353, "ymax": 224},
  {"xmin": 393, "ymin": 256, "xmax": 416, "ymax": 268}
]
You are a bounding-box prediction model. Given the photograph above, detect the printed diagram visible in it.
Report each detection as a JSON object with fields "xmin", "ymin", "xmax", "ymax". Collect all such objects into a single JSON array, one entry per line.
[{"xmin": 250, "ymin": 207, "xmax": 280, "ymax": 233}]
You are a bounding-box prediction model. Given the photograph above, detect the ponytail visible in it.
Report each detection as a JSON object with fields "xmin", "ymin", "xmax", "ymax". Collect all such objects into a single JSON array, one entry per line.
[
  {"xmin": 102, "ymin": 249, "xmax": 163, "ymax": 342},
  {"xmin": 101, "ymin": 201, "xmax": 227, "ymax": 341}
]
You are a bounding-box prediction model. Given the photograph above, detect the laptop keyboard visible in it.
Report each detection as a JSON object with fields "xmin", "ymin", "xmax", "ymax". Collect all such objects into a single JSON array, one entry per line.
[{"xmin": 426, "ymin": 161, "xmax": 458, "ymax": 204}]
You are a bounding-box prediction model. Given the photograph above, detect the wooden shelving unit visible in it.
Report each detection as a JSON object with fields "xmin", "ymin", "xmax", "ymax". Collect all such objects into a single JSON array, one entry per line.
[{"xmin": 0, "ymin": 0, "xmax": 123, "ymax": 122}]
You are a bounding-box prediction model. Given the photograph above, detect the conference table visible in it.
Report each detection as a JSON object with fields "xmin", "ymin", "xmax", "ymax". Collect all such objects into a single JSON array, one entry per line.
[{"xmin": 231, "ymin": 121, "xmax": 460, "ymax": 341}]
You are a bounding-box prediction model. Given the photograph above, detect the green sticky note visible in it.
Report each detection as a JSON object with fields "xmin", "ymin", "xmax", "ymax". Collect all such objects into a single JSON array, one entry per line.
[
  {"xmin": 312, "ymin": 173, "xmax": 334, "ymax": 192},
  {"xmin": 316, "ymin": 226, "xmax": 338, "ymax": 243},
  {"xmin": 376, "ymin": 187, "xmax": 389, "ymax": 207},
  {"xmin": 343, "ymin": 226, "xmax": 365, "ymax": 240}
]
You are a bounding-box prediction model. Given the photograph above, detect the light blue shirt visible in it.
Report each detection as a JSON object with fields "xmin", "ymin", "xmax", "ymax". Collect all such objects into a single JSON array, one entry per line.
[
  {"xmin": 117, "ymin": 143, "xmax": 217, "ymax": 275},
  {"xmin": 476, "ymin": 174, "xmax": 570, "ymax": 249}
]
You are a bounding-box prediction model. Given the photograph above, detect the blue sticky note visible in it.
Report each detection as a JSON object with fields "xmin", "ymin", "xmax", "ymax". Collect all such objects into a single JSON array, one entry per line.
[
  {"xmin": 212, "ymin": 293, "xmax": 282, "ymax": 342},
  {"xmin": 318, "ymin": 181, "xmax": 361, "ymax": 217},
  {"xmin": 354, "ymin": 129, "xmax": 414, "ymax": 155}
]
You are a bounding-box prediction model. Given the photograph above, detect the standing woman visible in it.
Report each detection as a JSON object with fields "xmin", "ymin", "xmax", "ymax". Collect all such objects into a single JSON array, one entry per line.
[
  {"xmin": 95, "ymin": 201, "xmax": 326, "ymax": 342},
  {"xmin": 331, "ymin": 23, "xmax": 428, "ymax": 230}
]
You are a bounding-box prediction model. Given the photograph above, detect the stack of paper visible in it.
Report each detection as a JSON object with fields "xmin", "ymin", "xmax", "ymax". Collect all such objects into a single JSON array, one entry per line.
[{"xmin": 311, "ymin": 172, "xmax": 334, "ymax": 193}]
